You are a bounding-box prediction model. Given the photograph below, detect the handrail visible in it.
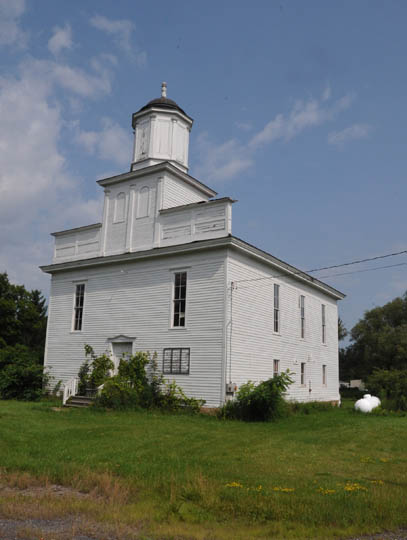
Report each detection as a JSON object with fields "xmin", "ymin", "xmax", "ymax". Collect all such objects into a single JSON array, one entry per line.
[{"xmin": 63, "ymin": 377, "xmax": 79, "ymax": 405}]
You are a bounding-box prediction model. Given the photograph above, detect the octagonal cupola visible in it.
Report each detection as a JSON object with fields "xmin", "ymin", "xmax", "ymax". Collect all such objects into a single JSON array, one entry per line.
[{"xmin": 131, "ymin": 82, "xmax": 193, "ymax": 173}]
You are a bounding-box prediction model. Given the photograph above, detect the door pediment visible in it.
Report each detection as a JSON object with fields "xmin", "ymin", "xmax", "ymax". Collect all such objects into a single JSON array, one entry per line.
[{"xmin": 106, "ymin": 335, "xmax": 136, "ymax": 343}]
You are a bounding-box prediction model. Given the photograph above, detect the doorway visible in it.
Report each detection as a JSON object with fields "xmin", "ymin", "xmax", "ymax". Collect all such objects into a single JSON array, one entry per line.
[{"xmin": 111, "ymin": 341, "xmax": 133, "ymax": 373}]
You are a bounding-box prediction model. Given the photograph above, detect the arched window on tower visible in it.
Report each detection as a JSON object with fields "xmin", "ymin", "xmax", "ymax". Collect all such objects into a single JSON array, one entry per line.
[
  {"xmin": 137, "ymin": 187, "xmax": 150, "ymax": 218},
  {"xmin": 114, "ymin": 192, "xmax": 126, "ymax": 223}
]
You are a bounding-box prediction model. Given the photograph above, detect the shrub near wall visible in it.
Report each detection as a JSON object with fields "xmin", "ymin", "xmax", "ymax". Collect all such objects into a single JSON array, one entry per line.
[
  {"xmin": 80, "ymin": 347, "xmax": 205, "ymax": 413},
  {"xmin": 218, "ymin": 372, "xmax": 293, "ymax": 422},
  {"xmin": 366, "ymin": 369, "xmax": 407, "ymax": 411}
]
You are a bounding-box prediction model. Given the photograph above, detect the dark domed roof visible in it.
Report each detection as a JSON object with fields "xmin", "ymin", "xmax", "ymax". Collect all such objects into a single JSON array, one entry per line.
[{"xmin": 138, "ymin": 96, "xmax": 188, "ymax": 117}]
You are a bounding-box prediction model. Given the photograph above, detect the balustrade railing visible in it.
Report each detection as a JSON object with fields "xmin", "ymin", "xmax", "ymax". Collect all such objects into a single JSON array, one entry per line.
[{"xmin": 62, "ymin": 377, "xmax": 79, "ymax": 405}]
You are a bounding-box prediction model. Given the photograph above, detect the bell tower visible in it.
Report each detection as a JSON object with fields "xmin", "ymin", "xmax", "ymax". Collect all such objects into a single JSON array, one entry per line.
[{"xmin": 131, "ymin": 83, "xmax": 193, "ymax": 173}]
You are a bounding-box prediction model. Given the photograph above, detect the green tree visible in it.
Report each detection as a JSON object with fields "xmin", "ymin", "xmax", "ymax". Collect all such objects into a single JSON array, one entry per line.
[
  {"xmin": 342, "ymin": 292, "xmax": 407, "ymax": 380},
  {"xmin": 0, "ymin": 273, "xmax": 47, "ymax": 359},
  {"xmin": 338, "ymin": 317, "xmax": 348, "ymax": 341},
  {"xmin": 0, "ymin": 273, "xmax": 48, "ymax": 400}
]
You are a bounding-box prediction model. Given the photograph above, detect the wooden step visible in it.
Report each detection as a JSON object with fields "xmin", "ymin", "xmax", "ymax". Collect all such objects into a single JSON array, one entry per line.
[{"xmin": 65, "ymin": 395, "xmax": 94, "ymax": 408}]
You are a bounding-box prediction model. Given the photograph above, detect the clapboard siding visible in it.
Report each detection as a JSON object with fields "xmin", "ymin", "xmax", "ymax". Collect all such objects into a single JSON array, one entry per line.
[
  {"xmin": 45, "ymin": 249, "xmax": 226, "ymax": 407},
  {"xmin": 162, "ymin": 175, "xmax": 208, "ymax": 209},
  {"xmin": 226, "ymin": 249, "xmax": 340, "ymax": 403}
]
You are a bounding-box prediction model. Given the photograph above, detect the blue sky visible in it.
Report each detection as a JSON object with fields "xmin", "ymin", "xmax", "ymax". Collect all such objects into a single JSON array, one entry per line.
[{"xmin": 1, "ymin": 0, "xmax": 406, "ymax": 336}]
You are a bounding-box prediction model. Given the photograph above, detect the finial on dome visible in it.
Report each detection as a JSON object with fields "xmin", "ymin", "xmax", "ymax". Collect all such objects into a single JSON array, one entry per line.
[{"xmin": 161, "ymin": 81, "xmax": 167, "ymax": 98}]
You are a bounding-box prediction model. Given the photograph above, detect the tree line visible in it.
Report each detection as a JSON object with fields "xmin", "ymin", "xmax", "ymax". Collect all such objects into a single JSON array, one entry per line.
[{"xmin": 339, "ymin": 292, "xmax": 407, "ymax": 381}]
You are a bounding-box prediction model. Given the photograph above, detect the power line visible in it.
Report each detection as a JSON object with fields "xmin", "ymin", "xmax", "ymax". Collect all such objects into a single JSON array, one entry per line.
[
  {"xmin": 306, "ymin": 249, "xmax": 407, "ymax": 273},
  {"xmin": 317, "ymin": 262, "xmax": 407, "ymax": 280},
  {"xmin": 232, "ymin": 249, "xmax": 407, "ymax": 286}
]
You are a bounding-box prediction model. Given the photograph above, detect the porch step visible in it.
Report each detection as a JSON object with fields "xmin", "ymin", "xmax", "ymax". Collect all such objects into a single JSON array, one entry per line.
[{"xmin": 65, "ymin": 395, "xmax": 94, "ymax": 408}]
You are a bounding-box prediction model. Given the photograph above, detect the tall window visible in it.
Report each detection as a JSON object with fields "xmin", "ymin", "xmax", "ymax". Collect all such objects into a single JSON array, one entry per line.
[
  {"xmin": 173, "ymin": 272, "xmax": 187, "ymax": 327},
  {"xmin": 274, "ymin": 284, "xmax": 280, "ymax": 333},
  {"xmin": 322, "ymin": 304, "xmax": 326, "ymax": 343},
  {"xmin": 273, "ymin": 359, "xmax": 280, "ymax": 377},
  {"xmin": 300, "ymin": 362, "xmax": 306, "ymax": 385},
  {"xmin": 300, "ymin": 295, "xmax": 305, "ymax": 338},
  {"xmin": 322, "ymin": 364, "xmax": 327, "ymax": 386},
  {"xmin": 73, "ymin": 284, "xmax": 85, "ymax": 331}
]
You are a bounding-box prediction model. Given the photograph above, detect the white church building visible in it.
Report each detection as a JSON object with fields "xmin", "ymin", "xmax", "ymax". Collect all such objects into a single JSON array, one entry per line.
[{"xmin": 41, "ymin": 84, "xmax": 345, "ymax": 407}]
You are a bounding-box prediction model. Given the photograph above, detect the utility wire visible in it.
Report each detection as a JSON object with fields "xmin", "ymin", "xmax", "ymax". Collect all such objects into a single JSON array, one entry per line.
[
  {"xmin": 318, "ymin": 262, "xmax": 407, "ymax": 280},
  {"xmin": 232, "ymin": 249, "xmax": 407, "ymax": 286},
  {"xmin": 306, "ymin": 249, "xmax": 407, "ymax": 273}
]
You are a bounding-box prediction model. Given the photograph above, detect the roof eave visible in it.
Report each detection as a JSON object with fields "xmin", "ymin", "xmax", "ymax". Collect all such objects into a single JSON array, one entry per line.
[
  {"xmin": 132, "ymin": 106, "xmax": 193, "ymax": 127},
  {"xmin": 97, "ymin": 162, "xmax": 217, "ymax": 198},
  {"xmin": 40, "ymin": 234, "xmax": 345, "ymax": 300}
]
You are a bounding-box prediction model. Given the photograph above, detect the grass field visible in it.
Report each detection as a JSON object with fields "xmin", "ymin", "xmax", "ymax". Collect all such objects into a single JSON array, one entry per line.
[{"xmin": 0, "ymin": 399, "xmax": 406, "ymax": 539}]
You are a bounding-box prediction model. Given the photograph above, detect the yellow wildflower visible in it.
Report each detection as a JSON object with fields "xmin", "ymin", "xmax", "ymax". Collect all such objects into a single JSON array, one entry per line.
[
  {"xmin": 225, "ymin": 481, "xmax": 243, "ymax": 488},
  {"xmin": 344, "ymin": 482, "xmax": 367, "ymax": 492},
  {"xmin": 273, "ymin": 486, "xmax": 295, "ymax": 492},
  {"xmin": 370, "ymin": 479, "xmax": 384, "ymax": 485},
  {"xmin": 317, "ymin": 487, "xmax": 336, "ymax": 495}
]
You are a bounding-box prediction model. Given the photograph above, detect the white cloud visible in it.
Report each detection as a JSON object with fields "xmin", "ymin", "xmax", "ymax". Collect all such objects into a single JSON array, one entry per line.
[
  {"xmin": 194, "ymin": 89, "xmax": 356, "ymax": 183},
  {"xmin": 194, "ymin": 132, "xmax": 253, "ymax": 183},
  {"xmin": 328, "ymin": 123, "xmax": 372, "ymax": 146},
  {"xmin": 76, "ymin": 118, "xmax": 132, "ymax": 167},
  {"xmin": 16, "ymin": 56, "xmax": 114, "ymax": 99},
  {"xmin": 322, "ymin": 83, "xmax": 331, "ymax": 101},
  {"xmin": 90, "ymin": 14, "xmax": 146, "ymax": 66},
  {"xmin": 48, "ymin": 24, "xmax": 73, "ymax": 56},
  {"xmin": 0, "ymin": 0, "xmax": 27, "ymax": 47},
  {"xmin": 235, "ymin": 121, "xmax": 252, "ymax": 131},
  {"xmin": 249, "ymin": 93, "xmax": 354, "ymax": 149},
  {"xmin": 0, "ymin": 56, "xmax": 109, "ymax": 292}
]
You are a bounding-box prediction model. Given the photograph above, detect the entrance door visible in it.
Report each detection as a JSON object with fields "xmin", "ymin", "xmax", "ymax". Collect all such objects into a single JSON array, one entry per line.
[{"xmin": 112, "ymin": 342, "xmax": 133, "ymax": 373}]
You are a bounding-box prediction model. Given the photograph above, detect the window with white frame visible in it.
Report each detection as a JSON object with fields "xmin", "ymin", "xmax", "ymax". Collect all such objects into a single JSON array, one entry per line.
[
  {"xmin": 322, "ymin": 364, "xmax": 327, "ymax": 386},
  {"xmin": 300, "ymin": 295, "xmax": 305, "ymax": 338},
  {"xmin": 163, "ymin": 348, "xmax": 190, "ymax": 374},
  {"xmin": 73, "ymin": 283, "xmax": 85, "ymax": 331},
  {"xmin": 322, "ymin": 304, "xmax": 326, "ymax": 343},
  {"xmin": 274, "ymin": 284, "xmax": 280, "ymax": 333},
  {"xmin": 173, "ymin": 271, "xmax": 187, "ymax": 327},
  {"xmin": 300, "ymin": 362, "xmax": 306, "ymax": 385},
  {"xmin": 273, "ymin": 359, "xmax": 280, "ymax": 377}
]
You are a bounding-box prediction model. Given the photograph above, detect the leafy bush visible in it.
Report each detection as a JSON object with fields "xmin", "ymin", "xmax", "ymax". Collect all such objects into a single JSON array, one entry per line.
[
  {"xmin": 158, "ymin": 380, "xmax": 205, "ymax": 413},
  {"xmin": 78, "ymin": 345, "xmax": 114, "ymax": 395},
  {"xmin": 96, "ymin": 377, "xmax": 141, "ymax": 410},
  {"xmin": 366, "ymin": 369, "xmax": 407, "ymax": 411},
  {"xmin": 218, "ymin": 372, "xmax": 293, "ymax": 422},
  {"xmin": 118, "ymin": 351, "xmax": 149, "ymax": 392},
  {"xmin": 93, "ymin": 349, "xmax": 204, "ymax": 413},
  {"xmin": 0, "ymin": 344, "xmax": 49, "ymax": 401}
]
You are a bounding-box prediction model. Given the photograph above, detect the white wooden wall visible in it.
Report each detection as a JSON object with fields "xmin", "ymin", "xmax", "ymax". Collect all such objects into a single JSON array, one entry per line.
[
  {"xmin": 45, "ymin": 249, "xmax": 226, "ymax": 408},
  {"xmin": 226, "ymin": 249, "xmax": 340, "ymax": 403}
]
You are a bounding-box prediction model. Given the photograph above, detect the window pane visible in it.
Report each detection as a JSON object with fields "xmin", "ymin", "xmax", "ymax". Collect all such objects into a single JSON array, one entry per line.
[
  {"xmin": 173, "ymin": 272, "xmax": 187, "ymax": 327},
  {"xmin": 73, "ymin": 284, "xmax": 85, "ymax": 331}
]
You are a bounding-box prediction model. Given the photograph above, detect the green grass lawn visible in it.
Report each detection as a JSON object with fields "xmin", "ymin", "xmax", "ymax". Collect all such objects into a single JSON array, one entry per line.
[{"xmin": 0, "ymin": 399, "xmax": 406, "ymax": 539}]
